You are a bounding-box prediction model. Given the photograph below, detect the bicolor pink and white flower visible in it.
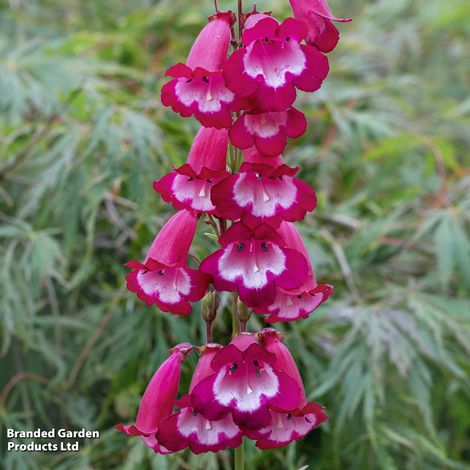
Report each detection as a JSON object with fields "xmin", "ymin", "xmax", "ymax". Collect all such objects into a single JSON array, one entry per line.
[
  {"xmin": 126, "ymin": 210, "xmax": 211, "ymax": 315},
  {"xmin": 229, "ymin": 107, "xmax": 307, "ymax": 157},
  {"xmin": 161, "ymin": 12, "xmax": 240, "ymax": 128},
  {"xmin": 200, "ymin": 222, "xmax": 309, "ymax": 308},
  {"xmin": 157, "ymin": 344, "xmax": 244, "ymax": 454},
  {"xmin": 191, "ymin": 334, "xmax": 301, "ymax": 429},
  {"xmin": 289, "ymin": 0, "xmax": 351, "ymax": 52},
  {"xmin": 153, "ymin": 127, "xmax": 229, "ymax": 214},
  {"xmin": 223, "ymin": 16, "xmax": 329, "ymax": 111},
  {"xmin": 211, "ymin": 148, "xmax": 316, "ymax": 228},
  {"xmin": 255, "ymin": 222, "xmax": 333, "ymax": 322},
  {"xmin": 246, "ymin": 329, "xmax": 328, "ymax": 449},
  {"xmin": 115, "ymin": 343, "xmax": 192, "ymax": 454}
]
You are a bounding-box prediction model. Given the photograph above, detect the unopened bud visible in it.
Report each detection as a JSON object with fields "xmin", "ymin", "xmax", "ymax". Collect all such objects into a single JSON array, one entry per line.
[
  {"xmin": 202, "ymin": 292, "xmax": 219, "ymax": 323},
  {"xmin": 237, "ymin": 302, "xmax": 252, "ymax": 323}
]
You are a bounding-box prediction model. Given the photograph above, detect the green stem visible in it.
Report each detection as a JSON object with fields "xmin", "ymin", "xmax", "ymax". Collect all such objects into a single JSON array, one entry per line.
[
  {"xmin": 234, "ymin": 438, "xmax": 245, "ymax": 470},
  {"xmin": 231, "ymin": 293, "xmax": 244, "ymax": 469},
  {"xmin": 232, "ymin": 294, "xmax": 239, "ymax": 337}
]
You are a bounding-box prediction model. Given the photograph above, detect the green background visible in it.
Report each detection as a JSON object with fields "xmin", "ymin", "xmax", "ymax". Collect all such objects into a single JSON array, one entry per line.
[{"xmin": 1, "ymin": 0, "xmax": 469, "ymax": 468}]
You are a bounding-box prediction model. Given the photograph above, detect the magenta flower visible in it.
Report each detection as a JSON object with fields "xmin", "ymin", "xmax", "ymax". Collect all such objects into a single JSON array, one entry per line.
[
  {"xmin": 153, "ymin": 127, "xmax": 229, "ymax": 214},
  {"xmin": 126, "ymin": 210, "xmax": 211, "ymax": 315},
  {"xmin": 255, "ymin": 221, "xmax": 332, "ymax": 322},
  {"xmin": 200, "ymin": 221, "xmax": 309, "ymax": 308},
  {"xmin": 161, "ymin": 12, "xmax": 241, "ymax": 128},
  {"xmin": 190, "ymin": 333, "xmax": 301, "ymax": 429},
  {"xmin": 223, "ymin": 16, "xmax": 329, "ymax": 112},
  {"xmin": 157, "ymin": 344, "xmax": 243, "ymax": 454},
  {"xmin": 229, "ymin": 106, "xmax": 306, "ymax": 157},
  {"xmin": 115, "ymin": 343, "xmax": 192, "ymax": 453},
  {"xmin": 289, "ymin": 0, "xmax": 351, "ymax": 52},
  {"xmin": 211, "ymin": 148, "xmax": 316, "ymax": 228},
  {"xmin": 246, "ymin": 329, "xmax": 328, "ymax": 449}
]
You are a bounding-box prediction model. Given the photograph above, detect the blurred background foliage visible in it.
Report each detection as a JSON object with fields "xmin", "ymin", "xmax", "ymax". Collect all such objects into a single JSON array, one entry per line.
[{"xmin": 0, "ymin": 0, "xmax": 469, "ymax": 468}]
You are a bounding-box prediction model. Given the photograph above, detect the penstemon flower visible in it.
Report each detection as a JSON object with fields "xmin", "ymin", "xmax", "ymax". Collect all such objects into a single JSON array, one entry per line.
[
  {"xmin": 200, "ymin": 222, "xmax": 310, "ymax": 308},
  {"xmin": 161, "ymin": 12, "xmax": 240, "ymax": 128},
  {"xmin": 125, "ymin": 210, "xmax": 211, "ymax": 314},
  {"xmin": 115, "ymin": 343, "xmax": 192, "ymax": 453},
  {"xmin": 229, "ymin": 107, "xmax": 307, "ymax": 157},
  {"xmin": 254, "ymin": 221, "xmax": 333, "ymax": 322},
  {"xmin": 157, "ymin": 344, "xmax": 244, "ymax": 454},
  {"xmin": 190, "ymin": 333, "xmax": 301, "ymax": 429},
  {"xmin": 211, "ymin": 147, "xmax": 317, "ymax": 228},
  {"xmin": 154, "ymin": 126, "xmax": 229, "ymax": 214},
  {"xmin": 118, "ymin": 0, "xmax": 350, "ymax": 463},
  {"xmin": 223, "ymin": 16, "xmax": 329, "ymax": 111},
  {"xmin": 288, "ymin": 0, "xmax": 351, "ymax": 52}
]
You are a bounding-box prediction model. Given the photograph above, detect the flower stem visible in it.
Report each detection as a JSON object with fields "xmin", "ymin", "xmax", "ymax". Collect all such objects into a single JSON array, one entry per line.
[
  {"xmin": 234, "ymin": 438, "xmax": 245, "ymax": 470},
  {"xmin": 231, "ymin": 294, "xmax": 240, "ymax": 337}
]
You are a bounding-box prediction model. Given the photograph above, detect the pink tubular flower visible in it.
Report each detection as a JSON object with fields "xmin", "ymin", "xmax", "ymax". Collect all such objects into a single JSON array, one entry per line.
[
  {"xmin": 153, "ymin": 127, "xmax": 229, "ymax": 214},
  {"xmin": 246, "ymin": 329, "xmax": 328, "ymax": 449},
  {"xmin": 157, "ymin": 344, "xmax": 244, "ymax": 454},
  {"xmin": 161, "ymin": 12, "xmax": 240, "ymax": 128},
  {"xmin": 255, "ymin": 222, "xmax": 332, "ymax": 322},
  {"xmin": 191, "ymin": 333, "xmax": 301, "ymax": 429},
  {"xmin": 289, "ymin": 0, "xmax": 351, "ymax": 53},
  {"xmin": 223, "ymin": 17, "xmax": 329, "ymax": 112},
  {"xmin": 211, "ymin": 148, "xmax": 316, "ymax": 228},
  {"xmin": 229, "ymin": 107, "xmax": 306, "ymax": 157},
  {"xmin": 200, "ymin": 222, "xmax": 309, "ymax": 308},
  {"xmin": 125, "ymin": 210, "xmax": 211, "ymax": 315},
  {"xmin": 115, "ymin": 343, "xmax": 192, "ymax": 453}
]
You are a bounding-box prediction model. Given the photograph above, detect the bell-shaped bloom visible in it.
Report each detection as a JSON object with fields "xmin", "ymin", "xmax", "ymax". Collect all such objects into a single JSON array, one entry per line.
[
  {"xmin": 229, "ymin": 107, "xmax": 307, "ymax": 157},
  {"xmin": 157, "ymin": 344, "xmax": 244, "ymax": 454},
  {"xmin": 191, "ymin": 334, "xmax": 301, "ymax": 429},
  {"xmin": 126, "ymin": 210, "xmax": 211, "ymax": 315},
  {"xmin": 223, "ymin": 17, "xmax": 329, "ymax": 112},
  {"xmin": 161, "ymin": 12, "xmax": 240, "ymax": 128},
  {"xmin": 255, "ymin": 222, "xmax": 332, "ymax": 322},
  {"xmin": 200, "ymin": 222, "xmax": 309, "ymax": 308},
  {"xmin": 153, "ymin": 127, "xmax": 229, "ymax": 214},
  {"xmin": 211, "ymin": 148, "xmax": 316, "ymax": 228},
  {"xmin": 289, "ymin": 0, "xmax": 351, "ymax": 53},
  {"xmin": 115, "ymin": 343, "xmax": 192, "ymax": 453},
  {"xmin": 246, "ymin": 329, "xmax": 328, "ymax": 449}
]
